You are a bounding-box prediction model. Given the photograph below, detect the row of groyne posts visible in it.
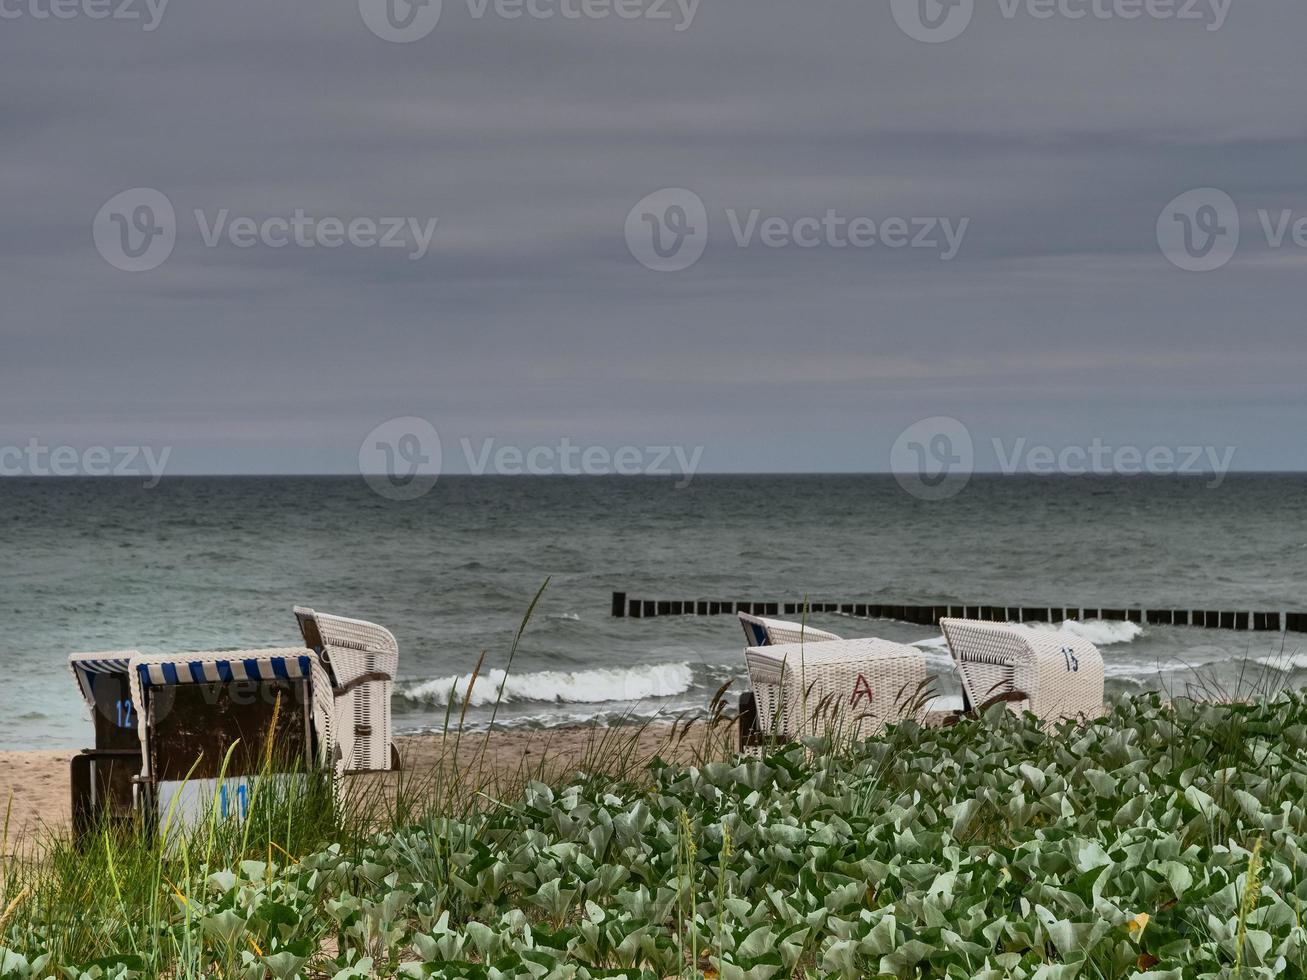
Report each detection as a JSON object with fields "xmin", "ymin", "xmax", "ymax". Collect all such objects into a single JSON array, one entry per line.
[{"xmin": 609, "ymin": 592, "xmax": 1307, "ymax": 633}]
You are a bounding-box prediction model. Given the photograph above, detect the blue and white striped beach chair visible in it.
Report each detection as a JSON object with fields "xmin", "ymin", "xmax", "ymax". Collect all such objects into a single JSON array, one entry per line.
[
  {"xmin": 127, "ymin": 648, "xmax": 336, "ymax": 828},
  {"xmin": 68, "ymin": 646, "xmax": 337, "ymax": 837}
]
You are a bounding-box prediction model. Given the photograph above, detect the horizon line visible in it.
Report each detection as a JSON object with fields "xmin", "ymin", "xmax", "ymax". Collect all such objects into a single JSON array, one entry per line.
[{"xmin": 3, "ymin": 470, "xmax": 1306, "ymax": 479}]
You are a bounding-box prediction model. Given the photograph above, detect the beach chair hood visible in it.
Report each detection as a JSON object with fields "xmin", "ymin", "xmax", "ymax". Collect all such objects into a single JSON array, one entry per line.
[
  {"xmin": 737, "ymin": 611, "xmax": 843, "ymax": 647},
  {"xmin": 68, "ymin": 651, "xmax": 139, "ymax": 714}
]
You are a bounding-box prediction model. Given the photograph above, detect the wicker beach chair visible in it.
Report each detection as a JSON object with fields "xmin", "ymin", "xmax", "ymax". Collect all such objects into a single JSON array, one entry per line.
[
  {"xmin": 68, "ymin": 651, "xmax": 142, "ymax": 837},
  {"xmin": 736, "ymin": 614, "xmax": 843, "ymax": 749},
  {"xmin": 737, "ymin": 611, "xmax": 843, "ymax": 647},
  {"xmin": 939, "ymin": 618, "xmax": 1105, "ymax": 724},
  {"xmin": 114, "ymin": 648, "xmax": 334, "ymax": 831},
  {"xmin": 294, "ymin": 606, "xmax": 400, "ymax": 774},
  {"xmin": 741, "ymin": 637, "xmax": 927, "ymax": 754}
]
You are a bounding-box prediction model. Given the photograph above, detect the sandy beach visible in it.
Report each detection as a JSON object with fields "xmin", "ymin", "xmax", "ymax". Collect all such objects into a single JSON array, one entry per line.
[{"xmin": 0, "ymin": 721, "xmax": 731, "ymax": 856}]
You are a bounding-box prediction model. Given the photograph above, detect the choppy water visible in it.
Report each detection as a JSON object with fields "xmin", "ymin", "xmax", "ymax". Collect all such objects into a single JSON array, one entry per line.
[{"xmin": 1, "ymin": 474, "xmax": 1304, "ymax": 749}]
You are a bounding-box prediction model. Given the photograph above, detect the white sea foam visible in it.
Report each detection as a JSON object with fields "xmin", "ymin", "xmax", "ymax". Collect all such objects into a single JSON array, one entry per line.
[
  {"xmin": 912, "ymin": 618, "xmax": 1143, "ymax": 657},
  {"xmin": 924, "ymin": 695, "xmax": 964, "ymax": 713},
  {"xmin": 1056, "ymin": 619, "xmax": 1144, "ymax": 646},
  {"xmin": 1254, "ymin": 653, "xmax": 1307, "ymax": 673},
  {"xmin": 402, "ymin": 662, "xmax": 696, "ymax": 707}
]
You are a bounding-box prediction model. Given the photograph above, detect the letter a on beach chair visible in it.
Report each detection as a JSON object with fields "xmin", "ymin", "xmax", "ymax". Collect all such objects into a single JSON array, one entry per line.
[
  {"xmin": 737, "ymin": 611, "xmax": 843, "ymax": 647},
  {"xmin": 294, "ymin": 606, "xmax": 400, "ymax": 774},
  {"xmin": 940, "ymin": 618, "xmax": 1105, "ymax": 724},
  {"xmin": 741, "ymin": 637, "xmax": 927, "ymax": 755}
]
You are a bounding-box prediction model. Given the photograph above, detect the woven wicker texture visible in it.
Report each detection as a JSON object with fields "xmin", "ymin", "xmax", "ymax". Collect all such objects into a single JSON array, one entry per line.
[
  {"xmin": 736, "ymin": 612, "xmax": 843, "ymax": 647},
  {"xmin": 744, "ymin": 637, "xmax": 927, "ymax": 752},
  {"xmin": 939, "ymin": 618, "xmax": 1105, "ymax": 724},
  {"xmin": 294, "ymin": 607, "xmax": 398, "ymax": 773}
]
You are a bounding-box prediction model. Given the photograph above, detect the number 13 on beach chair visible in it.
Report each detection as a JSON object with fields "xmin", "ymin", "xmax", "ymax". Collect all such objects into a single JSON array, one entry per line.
[{"xmin": 940, "ymin": 617, "xmax": 1105, "ymax": 724}]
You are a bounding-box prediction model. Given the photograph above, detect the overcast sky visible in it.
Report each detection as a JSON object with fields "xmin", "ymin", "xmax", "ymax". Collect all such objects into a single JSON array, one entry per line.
[{"xmin": 1, "ymin": 0, "xmax": 1304, "ymax": 475}]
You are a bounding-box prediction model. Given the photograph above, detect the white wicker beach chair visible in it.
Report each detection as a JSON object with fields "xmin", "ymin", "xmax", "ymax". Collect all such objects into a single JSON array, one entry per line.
[
  {"xmin": 939, "ymin": 618, "xmax": 1105, "ymax": 724},
  {"xmin": 737, "ymin": 611, "xmax": 842, "ymax": 647},
  {"xmin": 294, "ymin": 606, "xmax": 399, "ymax": 774},
  {"xmin": 742, "ymin": 637, "xmax": 927, "ymax": 753}
]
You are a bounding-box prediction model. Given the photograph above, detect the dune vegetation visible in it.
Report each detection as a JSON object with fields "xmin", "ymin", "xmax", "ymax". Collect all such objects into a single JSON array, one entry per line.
[{"xmin": 4, "ymin": 686, "xmax": 1307, "ymax": 979}]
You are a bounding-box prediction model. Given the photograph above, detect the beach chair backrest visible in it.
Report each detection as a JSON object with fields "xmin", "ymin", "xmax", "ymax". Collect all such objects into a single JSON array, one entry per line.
[
  {"xmin": 121, "ymin": 648, "xmax": 333, "ymax": 827},
  {"xmin": 126, "ymin": 653, "xmax": 329, "ymax": 773},
  {"xmin": 737, "ymin": 612, "xmax": 842, "ymax": 647},
  {"xmin": 293, "ymin": 606, "xmax": 399, "ymax": 773},
  {"xmin": 939, "ymin": 618, "xmax": 1023, "ymax": 712},
  {"xmin": 940, "ymin": 618, "xmax": 1105, "ymax": 722}
]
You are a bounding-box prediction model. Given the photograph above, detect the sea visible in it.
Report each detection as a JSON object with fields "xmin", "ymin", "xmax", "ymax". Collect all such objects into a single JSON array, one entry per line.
[{"xmin": 1, "ymin": 474, "xmax": 1303, "ymax": 750}]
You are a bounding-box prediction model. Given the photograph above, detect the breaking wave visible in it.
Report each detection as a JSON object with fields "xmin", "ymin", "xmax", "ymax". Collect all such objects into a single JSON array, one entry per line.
[
  {"xmin": 1253, "ymin": 653, "xmax": 1307, "ymax": 673},
  {"xmin": 401, "ymin": 662, "xmax": 696, "ymax": 707},
  {"xmin": 912, "ymin": 618, "xmax": 1143, "ymax": 654}
]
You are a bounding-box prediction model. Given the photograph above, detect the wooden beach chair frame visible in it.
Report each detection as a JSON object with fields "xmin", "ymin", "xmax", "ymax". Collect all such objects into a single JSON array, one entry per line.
[{"xmin": 68, "ymin": 652, "xmax": 142, "ymax": 839}]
